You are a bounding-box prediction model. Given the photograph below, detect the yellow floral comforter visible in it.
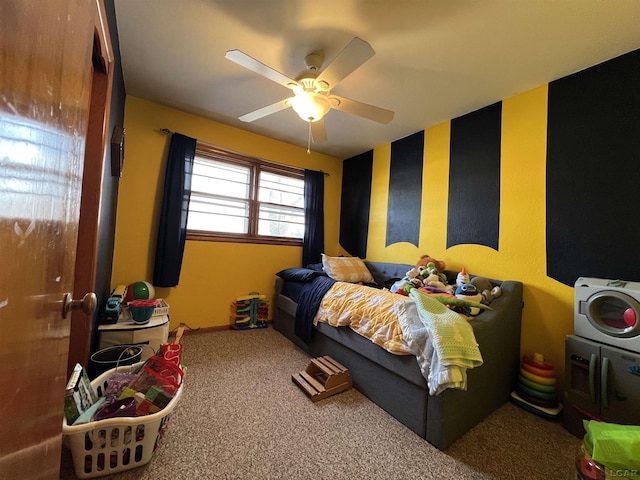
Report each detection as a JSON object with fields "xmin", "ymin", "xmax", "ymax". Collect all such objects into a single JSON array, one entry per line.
[{"xmin": 313, "ymin": 282, "xmax": 414, "ymax": 355}]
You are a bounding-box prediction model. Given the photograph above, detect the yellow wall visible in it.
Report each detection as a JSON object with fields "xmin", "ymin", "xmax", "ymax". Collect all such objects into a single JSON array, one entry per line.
[
  {"xmin": 115, "ymin": 88, "xmax": 575, "ymax": 380},
  {"xmin": 111, "ymin": 96, "xmax": 343, "ymax": 330},
  {"xmin": 366, "ymin": 85, "xmax": 574, "ymax": 379}
]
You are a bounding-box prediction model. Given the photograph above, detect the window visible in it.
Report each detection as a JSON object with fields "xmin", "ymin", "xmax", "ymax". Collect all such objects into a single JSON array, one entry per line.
[{"xmin": 187, "ymin": 144, "xmax": 305, "ymax": 245}]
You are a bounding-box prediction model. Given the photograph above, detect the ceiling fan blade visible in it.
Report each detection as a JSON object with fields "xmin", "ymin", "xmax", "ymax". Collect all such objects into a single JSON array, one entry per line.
[
  {"xmin": 311, "ymin": 118, "xmax": 327, "ymax": 143},
  {"xmin": 330, "ymin": 95, "xmax": 394, "ymax": 124},
  {"xmin": 238, "ymin": 98, "xmax": 292, "ymax": 122},
  {"xmin": 225, "ymin": 49, "xmax": 299, "ymax": 90},
  {"xmin": 316, "ymin": 37, "xmax": 375, "ymax": 89}
]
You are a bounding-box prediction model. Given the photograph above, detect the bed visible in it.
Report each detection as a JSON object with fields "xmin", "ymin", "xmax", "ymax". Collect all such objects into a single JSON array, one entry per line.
[{"xmin": 273, "ymin": 260, "xmax": 524, "ymax": 450}]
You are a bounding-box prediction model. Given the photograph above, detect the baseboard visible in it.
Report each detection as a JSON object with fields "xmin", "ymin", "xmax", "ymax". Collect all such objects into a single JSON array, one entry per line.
[{"xmin": 169, "ymin": 320, "xmax": 273, "ymax": 338}]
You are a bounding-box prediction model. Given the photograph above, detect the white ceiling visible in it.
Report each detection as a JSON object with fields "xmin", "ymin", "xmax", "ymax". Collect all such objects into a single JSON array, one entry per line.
[{"xmin": 114, "ymin": 0, "xmax": 640, "ymax": 159}]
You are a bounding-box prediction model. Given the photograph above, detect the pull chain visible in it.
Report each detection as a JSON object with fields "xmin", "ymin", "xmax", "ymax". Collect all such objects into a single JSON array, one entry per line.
[{"xmin": 307, "ymin": 121, "xmax": 312, "ymax": 154}]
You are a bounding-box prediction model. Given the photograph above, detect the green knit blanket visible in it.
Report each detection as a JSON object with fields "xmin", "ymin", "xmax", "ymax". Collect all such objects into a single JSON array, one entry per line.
[{"xmin": 408, "ymin": 289, "xmax": 483, "ymax": 394}]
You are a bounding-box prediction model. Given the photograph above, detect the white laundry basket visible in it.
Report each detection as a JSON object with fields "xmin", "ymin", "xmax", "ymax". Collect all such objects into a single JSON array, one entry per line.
[{"xmin": 62, "ymin": 362, "xmax": 183, "ymax": 478}]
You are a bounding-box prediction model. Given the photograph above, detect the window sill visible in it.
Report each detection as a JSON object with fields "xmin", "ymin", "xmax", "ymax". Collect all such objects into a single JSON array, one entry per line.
[{"xmin": 187, "ymin": 231, "xmax": 303, "ymax": 247}]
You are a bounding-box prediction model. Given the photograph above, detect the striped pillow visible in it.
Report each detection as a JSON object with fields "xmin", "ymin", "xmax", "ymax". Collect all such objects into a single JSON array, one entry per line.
[{"xmin": 321, "ymin": 254, "xmax": 374, "ymax": 283}]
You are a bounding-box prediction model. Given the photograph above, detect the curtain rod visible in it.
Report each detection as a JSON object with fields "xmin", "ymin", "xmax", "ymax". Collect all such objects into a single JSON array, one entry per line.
[{"xmin": 158, "ymin": 128, "xmax": 329, "ymax": 176}]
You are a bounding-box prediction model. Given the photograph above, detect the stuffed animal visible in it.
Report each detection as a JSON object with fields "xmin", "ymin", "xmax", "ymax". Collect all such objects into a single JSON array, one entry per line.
[
  {"xmin": 456, "ymin": 267, "xmax": 470, "ymax": 287},
  {"xmin": 470, "ymin": 276, "xmax": 502, "ymax": 305},
  {"xmin": 416, "ymin": 254, "xmax": 446, "ymax": 273},
  {"xmin": 422, "ymin": 272, "xmax": 454, "ymax": 293},
  {"xmin": 416, "ymin": 262, "xmax": 447, "ymax": 284},
  {"xmin": 390, "ymin": 278, "xmax": 410, "ymax": 294},
  {"xmin": 392, "ymin": 257, "xmax": 453, "ymax": 296},
  {"xmin": 455, "ymin": 283, "xmax": 484, "ymax": 315},
  {"xmin": 390, "ymin": 268, "xmax": 424, "ymax": 294},
  {"xmin": 419, "ymin": 286, "xmax": 491, "ymax": 314},
  {"xmin": 392, "ymin": 263, "xmax": 452, "ymax": 294},
  {"xmin": 405, "ymin": 267, "xmax": 422, "ymax": 279}
]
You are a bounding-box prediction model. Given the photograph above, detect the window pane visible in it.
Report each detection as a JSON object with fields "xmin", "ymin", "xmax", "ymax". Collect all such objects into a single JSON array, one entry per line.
[
  {"xmin": 192, "ymin": 158, "xmax": 250, "ymax": 200},
  {"xmin": 258, "ymin": 203, "xmax": 304, "ymax": 238},
  {"xmin": 187, "ymin": 145, "xmax": 305, "ymax": 244},
  {"xmin": 258, "ymin": 171, "xmax": 304, "ymax": 207},
  {"xmin": 187, "ymin": 192, "xmax": 249, "ymax": 233}
]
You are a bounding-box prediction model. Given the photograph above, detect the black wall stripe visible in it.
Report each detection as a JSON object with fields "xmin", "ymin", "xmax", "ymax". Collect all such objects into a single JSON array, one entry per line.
[
  {"xmin": 339, "ymin": 150, "xmax": 373, "ymax": 258},
  {"xmin": 447, "ymin": 102, "xmax": 501, "ymax": 249},
  {"xmin": 386, "ymin": 131, "xmax": 424, "ymax": 247},
  {"xmin": 547, "ymin": 48, "xmax": 640, "ymax": 286}
]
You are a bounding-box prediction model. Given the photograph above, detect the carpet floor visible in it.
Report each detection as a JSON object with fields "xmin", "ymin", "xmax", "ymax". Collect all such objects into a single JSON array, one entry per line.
[{"xmin": 60, "ymin": 327, "xmax": 581, "ymax": 479}]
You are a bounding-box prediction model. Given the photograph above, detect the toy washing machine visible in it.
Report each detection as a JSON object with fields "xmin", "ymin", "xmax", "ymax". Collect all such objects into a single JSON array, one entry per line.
[
  {"xmin": 574, "ymin": 277, "xmax": 640, "ymax": 354},
  {"xmin": 564, "ymin": 277, "xmax": 640, "ymax": 437}
]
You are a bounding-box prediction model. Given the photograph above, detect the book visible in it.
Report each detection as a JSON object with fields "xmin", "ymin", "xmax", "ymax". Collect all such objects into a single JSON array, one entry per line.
[{"xmin": 64, "ymin": 363, "xmax": 98, "ymax": 424}]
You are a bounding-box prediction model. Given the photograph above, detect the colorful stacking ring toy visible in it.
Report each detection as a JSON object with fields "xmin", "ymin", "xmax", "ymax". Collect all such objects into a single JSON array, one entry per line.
[
  {"xmin": 521, "ymin": 361, "xmax": 555, "ymax": 378},
  {"xmin": 517, "ymin": 382, "xmax": 557, "ymax": 402},
  {"xmin": 520, "ymin": 367, "xmax": 557, "ymax": 386},
  {"xmin": 523, "ymin": 353, "xmax": 554, "ymax": 369},
  {"xmin": 517, "ymin": 374, "xmax": 556, "ymax": 393},
  {"xmin": 510, "ymin": 352, "xmax": 562, "ymax": 418}
]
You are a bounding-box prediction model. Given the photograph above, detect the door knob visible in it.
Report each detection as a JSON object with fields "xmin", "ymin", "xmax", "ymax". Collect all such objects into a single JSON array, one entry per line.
[{"xmin": 62, "ymin": 292, "xmax": 97, "ymax": 318}]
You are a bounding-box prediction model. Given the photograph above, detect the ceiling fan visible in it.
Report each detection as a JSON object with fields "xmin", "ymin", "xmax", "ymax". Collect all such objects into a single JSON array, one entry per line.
[{"xmin": 225, "ymin": 37, "xmax": 394, "ymax": 145}]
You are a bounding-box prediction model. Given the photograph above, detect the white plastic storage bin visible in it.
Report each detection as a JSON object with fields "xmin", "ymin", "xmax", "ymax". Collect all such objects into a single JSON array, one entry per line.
[
  {"xmin": 62, "ymin": 362, "xmax": 183, "ymax": 478},
  {"xmin": 98, "ymin": 315, "xmax": 169, "ymax": 361}
]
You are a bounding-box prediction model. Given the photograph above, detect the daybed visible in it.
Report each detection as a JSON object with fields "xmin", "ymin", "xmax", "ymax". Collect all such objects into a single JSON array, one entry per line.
[{"xmin": 274, "ymin": 261, "xmax": 524, "ymax": 450}]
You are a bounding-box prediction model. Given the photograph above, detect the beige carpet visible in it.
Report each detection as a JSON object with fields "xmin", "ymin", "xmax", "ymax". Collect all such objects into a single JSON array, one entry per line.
[{"xmin": 60, "ymin": 328, "xmax": 580, "ymax": 479}]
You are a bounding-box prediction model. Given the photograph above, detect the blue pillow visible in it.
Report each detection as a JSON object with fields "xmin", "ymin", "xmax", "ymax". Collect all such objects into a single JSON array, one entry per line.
[
  {"xmin": 276, "ymin": 268, "xmax": 323, "ymax": 282},
  {"xmin": 305, "ymin": 263, "xmax": 324, "ymax": 272}
]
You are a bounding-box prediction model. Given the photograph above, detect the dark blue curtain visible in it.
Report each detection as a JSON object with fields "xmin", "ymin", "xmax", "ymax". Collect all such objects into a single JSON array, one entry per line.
[
  {"xmin": 153, "ymin": 133, "xmax": 196, "ymax": 287},
  {"xmin": 302, "ymin": 169, "xmax": 324, "ymax": 267}
]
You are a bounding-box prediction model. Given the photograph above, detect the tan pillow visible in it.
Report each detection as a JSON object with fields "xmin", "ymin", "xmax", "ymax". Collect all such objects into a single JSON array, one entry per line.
[{"xmin": 321, "ymin": 254, "xmax": 374, "ymax": 283}]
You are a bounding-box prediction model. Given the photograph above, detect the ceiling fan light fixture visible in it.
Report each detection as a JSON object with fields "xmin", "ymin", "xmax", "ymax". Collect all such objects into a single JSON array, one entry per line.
[{"xmin": 290, "ymin": 92, "xmax": 330, "ymax": 122}]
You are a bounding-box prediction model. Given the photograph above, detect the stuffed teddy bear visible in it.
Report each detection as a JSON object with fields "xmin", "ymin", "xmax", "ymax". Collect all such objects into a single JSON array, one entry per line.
[{"xmin": 416, "ymin": 254, "xmax": 446, "ymax": 273}]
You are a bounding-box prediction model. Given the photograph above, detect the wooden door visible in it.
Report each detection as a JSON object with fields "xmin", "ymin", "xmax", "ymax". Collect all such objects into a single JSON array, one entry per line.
[
  {"xmin": 67, "ymin": 0, "xmax": 115, "ymax": 376},
  {"xmin": 0, "ymin": 1, "xmax": 96, "ymax": 478}
]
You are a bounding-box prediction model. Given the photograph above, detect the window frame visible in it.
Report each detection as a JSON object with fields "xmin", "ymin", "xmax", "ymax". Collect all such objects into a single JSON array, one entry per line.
[{"xmin": 186, "ymin": 143, "xmax": 305, "ymax": 246}]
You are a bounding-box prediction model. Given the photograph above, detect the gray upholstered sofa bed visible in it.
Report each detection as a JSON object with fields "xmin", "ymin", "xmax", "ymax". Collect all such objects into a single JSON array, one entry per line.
[{"xmin": 274, "ymin": 261, "xmax": 524, "ymax": 450}]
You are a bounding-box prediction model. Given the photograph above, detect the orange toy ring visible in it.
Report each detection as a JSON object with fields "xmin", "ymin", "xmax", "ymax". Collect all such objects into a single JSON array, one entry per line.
[
  {"xmin": 522, "ymin": 361, "xmax": 556, "ymax": 378},
  {"xmin": 523, "ymin": 354, "xmax": 553, "ymax": 370},
  {"xmin": 520, "ymin": 368, "xmax": 557, "ymax": 386}
]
